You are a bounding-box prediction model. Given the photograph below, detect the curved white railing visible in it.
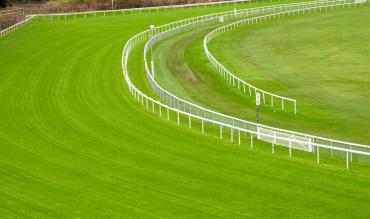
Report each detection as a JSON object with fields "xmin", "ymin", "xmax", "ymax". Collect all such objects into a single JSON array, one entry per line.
[
  {"xmin": 121, "ymin": 0, "xmax": 370, "ymax": 169},
  {"xmin": 204, "ymin": 15, "xmax": 298, "ymax": 113},
  {"xmin": 0, "ymin": 15, "xmax": 34, "ymax": 38},
  {"xmin": 203, "ymin": 0, "xmax": 367, "ymax": 113}
]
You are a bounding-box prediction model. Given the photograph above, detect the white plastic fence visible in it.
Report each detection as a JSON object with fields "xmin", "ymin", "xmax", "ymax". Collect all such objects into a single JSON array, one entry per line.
[
  {"xmin": 0, "ymin": 15, "xmax": 34, "ymax": 38},
  {"xmin": 29, "ymin": 0, "xmax": 254, "ymax": 20},
  {"xmin": 121, "ymin": 0, "xmax": 369, "ymax": 169},
  {"xmin": 1, "ymin": 0, "xmax": 253, "ymax": 38},
  {"xmin": 203, "ymin": 0, "xmax": 366, "ymax": 113},
  {"xmin": 204, "ymin": 12, "xmax": 298, "ymax": 112}
]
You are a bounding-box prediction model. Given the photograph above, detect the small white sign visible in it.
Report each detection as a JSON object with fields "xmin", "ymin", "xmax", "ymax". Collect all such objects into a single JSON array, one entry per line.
[
  {"xmin": 151, "ymin": 60, "xmax": 155, "ymax": 78},
  {"xmin": 256, "ymin": 93, "xmax": 261, "ymax": 106}
]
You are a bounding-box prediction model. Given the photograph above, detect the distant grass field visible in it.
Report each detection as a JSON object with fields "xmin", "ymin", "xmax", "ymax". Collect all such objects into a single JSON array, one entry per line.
[
  {"xmin": 1, "ymin": 1, "xmax": 370, "ymax": 218},
  {"xmin": 154, "ymin": 3, "xmax": 370, "ymax": 146}
]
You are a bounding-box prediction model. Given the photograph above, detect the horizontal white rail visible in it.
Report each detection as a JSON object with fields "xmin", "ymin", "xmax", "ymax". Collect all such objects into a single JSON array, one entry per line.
[
  {"xmin": 204, "ymin": 12, "xmax": 298, "ymax": 112},
  {"xmin": 0, "ymin": 15, "xmax": 34, "ymax": 38},
  {"xmin": 29, "ymin": 0, "xmax": 253, "ymax": 19},
  {"xmin": 121, "ymin": 0, "xmax": 370, "ymax": 169},
  {"xmin": 1, "ymin": 0, "xmax": 252, "ymax": 37}
]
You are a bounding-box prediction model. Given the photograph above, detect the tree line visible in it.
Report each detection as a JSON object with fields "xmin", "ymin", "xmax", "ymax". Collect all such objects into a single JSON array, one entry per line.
[{"xmin": 1, "ymin": 0, "xmax": 229, "ymax": 10}]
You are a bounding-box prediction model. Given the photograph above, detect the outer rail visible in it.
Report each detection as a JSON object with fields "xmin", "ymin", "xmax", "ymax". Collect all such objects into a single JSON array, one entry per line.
[
  {"xmin": 28, "ymin": 0, "xmax": 253, "ymax": 20},
  {"xmin": 1, "ymin": 0, "xmax": 252, "ymax": 37},
  {"xmin": 0, "ymin": 15, "xmax": 34, "ymax": 38}
]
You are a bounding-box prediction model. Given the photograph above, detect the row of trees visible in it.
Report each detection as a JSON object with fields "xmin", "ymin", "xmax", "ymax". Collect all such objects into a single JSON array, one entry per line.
[
  {"xmin": 0, "ymin": 0, "xmax": 13, "ymax": 8},
  {"xmin": 1, "ymin": 0, "xmax": 228, "ymax": 10},
  {"xmin": 5, "ymin": 0, "xmax": 231, "ymax": 13}
]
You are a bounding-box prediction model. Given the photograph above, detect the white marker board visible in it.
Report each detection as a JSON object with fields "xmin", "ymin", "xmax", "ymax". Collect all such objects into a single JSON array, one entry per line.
[{"xmin": 256, "ymin": 93, "xmax": 261, "ymax": 106}]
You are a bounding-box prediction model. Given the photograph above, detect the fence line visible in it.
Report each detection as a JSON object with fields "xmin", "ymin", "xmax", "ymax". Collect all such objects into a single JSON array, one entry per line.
[
  {"xmin": 1, "ymin": 0, "xmax": 254, "ymax": 38},
  {"xmin": 120, "ymin": 0, "xmax": 369, "ymax": 169},
  {"xmin": 0, "ymin": 15, "xmax": 34, "ymax": 38},
  {"xmin": 204, "ymin": 12, "xmax": 298, "ymax": 112},
  {"xmin": 29, "ymin": 0, "xmax": 254, "ymax": 20},
  {"xmin": 0, "ymin": 1, "xmax": 317, "ymax": 38},
  {"xmin": 203, "ymin": 0, "xmax": 367, "ymax": 113}
]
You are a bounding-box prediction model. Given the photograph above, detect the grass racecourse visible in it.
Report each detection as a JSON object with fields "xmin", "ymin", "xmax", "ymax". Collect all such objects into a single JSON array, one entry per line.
[{"xmin": 0, "ymin": 0, "xmax": 370, "ymax": 218}]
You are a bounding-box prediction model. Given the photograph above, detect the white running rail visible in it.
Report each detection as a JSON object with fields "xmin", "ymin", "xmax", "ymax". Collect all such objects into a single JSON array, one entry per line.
[
  {"xmin": 1, "ymin": 0, "xmax": 252, "ymax": 38},
  {"xmin": 0, "ymin": 15, "xmax": 34, "ymax": 38},
  {"xmin": 121, "ymin": 0, "xmax": 369, "ymax": 169},
  {"xmin": 203, "ymin": 0, "xmax": 367, "ymax": 113},
  {"xmin": 204, "ymin": 13, "xmax": 298, "ymax": 113},
  {"xmin": 29, "ymin": 0, "xmax": 254, "ymax": 20}
]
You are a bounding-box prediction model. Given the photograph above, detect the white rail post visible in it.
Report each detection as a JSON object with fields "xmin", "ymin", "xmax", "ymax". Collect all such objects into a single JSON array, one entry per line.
[
  {"xmin": 272, "ymin": 132, "xmax": 276, "ymax": 154},
  {"xmin": 312, "ymin": 138, "xmax": 315, "ymax": 154},
  {"xmin": 201, "ymin": 119, "xmax": 204, "ymax": 134},
  {"xmin": 317, "ymin": 146, "xmax": 320, "ymax": 164},
  {"xmin": 238, "ymin": 130, "xmax": 241, "ymax": 145},
  {"xmin": 220, "ymin": 125, "xmax": 223, "ymax": 140},
  {"xmin": 346, "ymin": 151, "xmax": 349, "ymax": 170},
  {"xmin": 294, "ymin": 101, "xmax": 297, "ymax": 114},
  {"xmin": 167, "ymin": 108, "xmax": 170, "ymax": 120},
  {"xmin": 289, "ymin": 140, "xmax": 292, "ymax": 157},
  {"xmin": 330, "ymin": 141, "xmax": 333, "ymax": 157},
  {"xmin": 350, "ymin": 145, "xmax": 353, "ymax": 162},
  {"xmin": 250, "ymin": 134, "xmax": 253, "ymax": 149},
  {"xmin": 177, "ymin": 112, "xmax": 180, "ymax": 125},
  {"xmin": 159, "ymin": 105, "xmax": 162, "ymax": 117},
  {"xmin": 188, "ymin": 115, "xmax": 191, "ymax": 128},
  {"xmin": 231, "ymin": 127, "xmax": 234, "ymax": 143}
]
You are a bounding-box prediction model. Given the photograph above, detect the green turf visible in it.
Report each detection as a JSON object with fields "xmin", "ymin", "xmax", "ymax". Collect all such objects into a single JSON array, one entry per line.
[{"xmin": 1, "ymin": 1, "xmax": 370, "ymax": 218}]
